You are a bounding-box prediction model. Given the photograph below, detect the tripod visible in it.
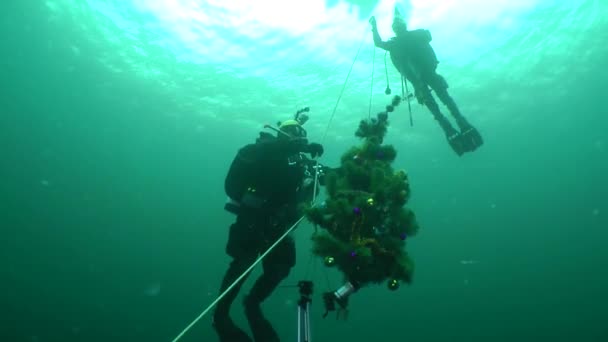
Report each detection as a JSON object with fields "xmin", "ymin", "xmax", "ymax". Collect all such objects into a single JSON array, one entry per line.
[{"xmin": 297, "ymin": 281, "xmax": 313, "ymax": 342}]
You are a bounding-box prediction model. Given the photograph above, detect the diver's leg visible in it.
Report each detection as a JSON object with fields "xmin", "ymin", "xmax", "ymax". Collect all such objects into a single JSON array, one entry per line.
[
  {"xmin": 428, "ymin": 73, "xmax": 483, "ymax": 151},
  {"xmin": 427, "ymin": 73, "xmax": 465, "ymax": 123},
  {"xmin": 244, "ymin": 236, "xmax": 296, "ymax": 342},
  {"xmin": 213, "ymin": 220, "xmax": 259, "ymax": 342},
  {"xmin": 418, "ymin": 86, "xmax": 466, "ymax": 156}
]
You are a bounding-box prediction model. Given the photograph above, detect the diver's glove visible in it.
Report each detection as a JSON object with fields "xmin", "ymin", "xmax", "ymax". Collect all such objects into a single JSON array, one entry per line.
[
  {"xmin": 306, "ymin": 143, "xmax": 324, "ymax": 158},
  {"xmin": 369, "ymin": 16, "xmax": 377, "ymax": 30}
]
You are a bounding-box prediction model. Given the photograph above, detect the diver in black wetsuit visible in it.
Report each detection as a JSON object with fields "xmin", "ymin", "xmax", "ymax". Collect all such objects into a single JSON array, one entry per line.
[
  {"xmin": 370, "ymin": 8, "xmax": 483, "ymax": 156},
  {"xmin": 213, "ymin": 114, "xmax": 324, "ymax": 342}
]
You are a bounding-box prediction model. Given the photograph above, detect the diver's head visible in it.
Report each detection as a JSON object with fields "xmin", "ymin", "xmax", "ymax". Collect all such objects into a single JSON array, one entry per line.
[
  {"xmin": 392, "ymin": 19, "xmax": 408, "ymax": 35},
  {"xmin": 295, "ymin": 107, "xmax": 310, "ymax": 125},
  {"xmin": 392, "ymin": 6, "xmax": 408, "ymax": 36},
  {"xmin": 278, "ymin": 119, "xmax": 307, "ymax": 140}
]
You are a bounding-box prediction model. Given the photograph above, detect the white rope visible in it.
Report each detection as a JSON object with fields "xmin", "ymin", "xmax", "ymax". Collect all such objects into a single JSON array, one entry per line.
[
  {"xmin": 321, "ymin": 27, "xmax": 369, "ymax": 144},
  {"xmin": 170, "ymin": 216, "xmax": 306, "ymax": 342}
]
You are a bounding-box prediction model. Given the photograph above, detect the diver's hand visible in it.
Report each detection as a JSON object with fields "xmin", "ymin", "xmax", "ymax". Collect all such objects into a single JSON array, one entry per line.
[
  {"xmin": 306, "ymin": 143, "xmax": 324, "ymax": 158},
  {"xmin": 369, "ymin": 16, "xmax": 377, "ymax": 29}
]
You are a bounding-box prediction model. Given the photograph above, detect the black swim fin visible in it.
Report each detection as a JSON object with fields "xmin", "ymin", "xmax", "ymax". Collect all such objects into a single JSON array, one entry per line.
[
  {"xmin": 459, "ymin": 124, "xmax": 483, "ymax": 153},
  {"xmin": 446, "ymin": 132, "xmax": 467, "ymax": 156},
  {"xmin": 437, "ymin": 116, "xmax": 467, "ymax": 156}
]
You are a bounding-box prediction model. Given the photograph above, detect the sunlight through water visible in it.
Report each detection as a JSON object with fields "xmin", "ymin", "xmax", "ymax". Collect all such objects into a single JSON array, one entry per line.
[{"xmin": 44, "ymin": 0, "xmax": 607, "ymax": 137}]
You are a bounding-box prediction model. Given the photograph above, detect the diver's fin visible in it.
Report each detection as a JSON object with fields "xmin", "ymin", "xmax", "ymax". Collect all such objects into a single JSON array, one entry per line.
[
  {"xmin": 446, "ymin": 132, "xmax": 467, "ymax": 156},
  {"xmin": 459, "ymin": 124, "xmax": 484, "ymax": 153},
  {"xmin": 437, "ymin": 117, "xmax": 467, "ymax": 156}
]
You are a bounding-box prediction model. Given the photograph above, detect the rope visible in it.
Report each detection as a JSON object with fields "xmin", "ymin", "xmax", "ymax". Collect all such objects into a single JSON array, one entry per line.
[
  {"xmin": 404, "ymin": 76, "xmax": 413, "ymax": 126},
  {"xmin": 171, "ymin": 216, "xmax": 306, "ymax": 342},
  {"xmin": 312, "ymin": 161, "xmax": 320, "ymax": 206},
  {"xmin": 315, "ymin": 24, "xmax": 369, "ymax": 214},
  {"xmin": 368, "ymin": 46, "xmax": 376, "ymax": 119},
  {"xmin": 321, "ymin": 28, "xmax": 368, "ymax": 144},
  {"xmin": 384, "ymin": 51, "xmax": 390, "ymax": 94}
]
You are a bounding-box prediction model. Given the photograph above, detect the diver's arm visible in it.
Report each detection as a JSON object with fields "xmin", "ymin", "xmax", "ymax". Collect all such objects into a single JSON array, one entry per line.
[
  {"xmin": 256, "ymin": 138, "xmax": 306, "ymax": 157},
  {"xmin": 257, "ymin": 138, "xmax": 323, "ymax": 159},
  {"xmin": 370, "ymin": 17, "xmax": 390, "ymax": 51},
  {"xmin": 372, "ymin": 28, "xmax": 390, "ymax": 51}
]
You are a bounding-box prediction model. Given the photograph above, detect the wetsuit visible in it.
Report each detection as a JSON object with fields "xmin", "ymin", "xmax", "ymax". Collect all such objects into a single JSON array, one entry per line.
[
  {"xmin": 372, "ymin": 27, "xmax": 483, "ymax": 155},
  {"xmin": 213, "ymin": 135, "xmax": 319, "ymax": 342}
]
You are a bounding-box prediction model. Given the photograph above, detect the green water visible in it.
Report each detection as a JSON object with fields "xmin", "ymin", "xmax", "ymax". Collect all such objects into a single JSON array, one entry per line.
[{"xmin": 1, "ymin": 0, "xmax": 607, "ymax": 341}]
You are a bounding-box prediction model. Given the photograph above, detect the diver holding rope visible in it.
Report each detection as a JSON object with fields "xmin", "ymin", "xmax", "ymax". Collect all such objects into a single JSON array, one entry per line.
[
  {"xmin": 212, "ymin": 108, "xmax": 326, "ymax": 342},
  {"xmin": 370, "ymin": 8, "xmax": 483, "ymax": 156}
]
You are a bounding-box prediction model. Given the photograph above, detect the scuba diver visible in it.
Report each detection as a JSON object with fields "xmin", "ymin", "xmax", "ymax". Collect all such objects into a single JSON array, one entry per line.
[
  {"xmin": 212, "ymin": 108, "xmax": 325, "ymax": 342},
  {"xmin": 369, "ymin": 8, "xmax": 483, "ymax": 156}
]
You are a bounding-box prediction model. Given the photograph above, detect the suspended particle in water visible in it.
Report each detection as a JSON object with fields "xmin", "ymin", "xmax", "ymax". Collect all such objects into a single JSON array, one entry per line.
[
  {"xmin": 460, "ymin": 260, "xmax": 479, "ymax": 265},
  {"xmin": 594, "ymin": 140, "xmax": 604, "ymax": 150},
  {"xmin": 144, "ymin": 283, "xmax": 161, "ymax": 297}
]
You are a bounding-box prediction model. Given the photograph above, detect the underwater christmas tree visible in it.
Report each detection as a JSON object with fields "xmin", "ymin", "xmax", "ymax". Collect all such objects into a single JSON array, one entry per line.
[{"xmin": 306, "ymin": 96, "xmax": 420, "ymax": 291}]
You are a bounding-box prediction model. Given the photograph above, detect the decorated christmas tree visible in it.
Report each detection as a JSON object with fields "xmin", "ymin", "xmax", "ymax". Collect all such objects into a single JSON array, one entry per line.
[{"xmin": 306, "ymin": 95, "xmax": 420, "ymax": 291}]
